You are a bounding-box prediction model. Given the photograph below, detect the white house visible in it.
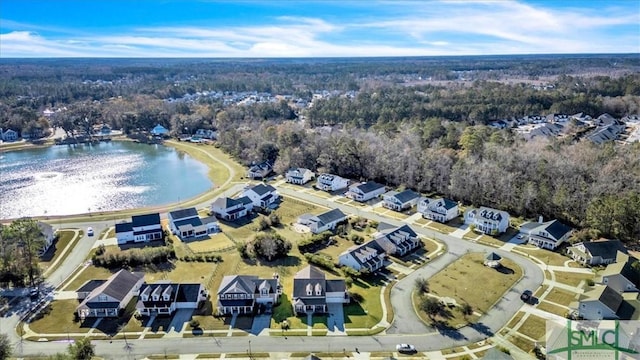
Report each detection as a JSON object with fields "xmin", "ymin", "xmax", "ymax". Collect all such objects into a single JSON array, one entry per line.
[
  {"xmin": 567, "ymin": 240, "xmax": 628, "ymax": 266},
  {"xmin": 216, "ymin": 275, "xmax": 281, "ymax": 315},
  {"xmin": 521, "ymin": 217, "xmax": 572, "ymax": 250},
  {"xmin": 115, "ymin": 213, "xmax": 163, "ymax": 245},
  {"xmin": 285, "ymin": 168, "xmax": 315, "ymax": 185},
  {"xmin": 37, "ymin": 221, "xmax": 56, "ymax": 255},
  {"xmin": 464, "ymin": 207, "xmax": 510, "ymax": 235},
  {"xmin": 576, "ymin": 284, "xmax": 622, "ymax": 320},
  {"xmin": 298, "ymin": 208, "xmax": 347, "ymax": 234},
  {"xmin": 338, "ymin": 241, "xmax": 386, "ymax": 273},
  {"xmin": 382, "ymin": 190, "xmax": 420, "ymax": 211},
  {"xmin": 195, "ymin": 128, "xmax": 216, "ymax": 139},
  {"xmin": 167, "ymin": 207, "xmax": 219, "ymax": 240},
  {"xmin": 417, "ymin": 197, "xmax": 459, "ymax": 223},
  {"xmin": 136, "ymin": 282, "xmax": 207, "ymax": 316},
  {"xmin": 292, "ymin": 266, "xmax": 348, "ymax": 314},
  {"xmin": 247, "ymin": 161, "xmax": 272, "ymax": 179},
  {"xmin": 76, "ymin": 270, "xmax": 144, "ymax": 319},
  {"xmin": 2, "ymin": 129, "xmax": 18, "ymax": 142},
  {"xmin": 150, "ymin": 124, "xmax": 169, "ymax": 136},
  {"xmin": 242, "ymin": 184, "xmax": 279, "ymax": 209},
  {"xmin": 346, "ymin": 181, "xmax": 386, "ymax": 202},
  {"xmin": 316, "ymin": 173, "xmax": 349, "ymax": 192},
  {"xmin": 211, "ymin": 197, "xmax": 253, "ymax": 221}
]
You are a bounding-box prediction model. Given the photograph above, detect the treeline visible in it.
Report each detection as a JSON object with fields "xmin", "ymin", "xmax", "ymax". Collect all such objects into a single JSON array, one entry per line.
[
  {"xmin": 0, "ymin": 219, "xmax": 46, "ymax": 287},
  {"xmin": 217, "ymin": 119, "xmax": 640, "ymax": 243}
]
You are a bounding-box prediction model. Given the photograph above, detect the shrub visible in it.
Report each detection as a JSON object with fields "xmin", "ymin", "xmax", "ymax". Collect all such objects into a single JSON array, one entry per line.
[
  {"xmin": 189, "ymin": 319, "xmax": 201, "ymax": 329},
  {"xmin": 586, "ymin": 279, "xmax": 595, "ymax": 286},
  {"xmin": 92, "ymin": 246, "xmax": 175, "ymax": 268},
  {"xmin": 304, "ymin": 253, "xmax": 335, "ymax": 270}
]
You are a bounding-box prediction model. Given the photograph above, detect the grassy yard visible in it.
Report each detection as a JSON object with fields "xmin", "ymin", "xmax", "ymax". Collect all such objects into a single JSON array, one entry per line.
[
  {"xmin": 537, "ymin": 301, "xmax": 569, "ymax": 317},
  {"xmin": 543, "ymin": 288, "xmax": 579, "ymax": 306},
  {"xmin": 517, "ymin": 315, "xmax": 547, "ymax": 341},
  {"xmin": 63, "ymin": 266, "xmax": 115, "ymax": 291},
  {"xmin": 414, "ymin": 217, "xmax": 430, "ymax": 226},
  {"xmin": 429, "ymin": 253, "xmax": 523, "ymax": 313},
  {"xmin": 506, "ymin": 334, "xmax": 534, "ymax": 353},
  {"xmin": 273, "ymin": 196, "xmax": 328, "ymax": 224},
  {"xmin": 184, "ymin": 233, "xmax": 236, "ymax": 253},
  {"xmin": 425, "ymin": 221, "xmax": 456, "ymax": 234},
  {"xmin": 553, "ymin": 271, "xmax": 594, "ymax": 287},
  {"xmin": 142, "ymin": 261, "xmax": 216, "ymax": 284},
  {"xmin": 167, "ymin": 140, "xmax": 245, "ymax": 185},
  {"xmin": 413, "ymin": 292, "xmax": 480, "ymax": 328},
  {"xmin": 515, "ymin": 246, "xmax": 571, "ymax": 267},
  {"xmin": 40, "ymin": 229, "xmax": 80, "ymax": 273},
  {"xmin": 343, "ymin": 275, "xmax": 384, "ymax": 329},
  {"xmin": 505, "ymin": 311, "xmax": 525, "ymax": 329}
]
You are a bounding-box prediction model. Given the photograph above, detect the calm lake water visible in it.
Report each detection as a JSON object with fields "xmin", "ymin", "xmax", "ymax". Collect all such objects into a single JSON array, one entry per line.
[{"xmin": 0, "ymin": 141, "xmax": 213, "ymax": 219}]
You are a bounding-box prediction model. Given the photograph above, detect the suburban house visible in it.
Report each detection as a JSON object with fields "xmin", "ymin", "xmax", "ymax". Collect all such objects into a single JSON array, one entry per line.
[
  {"xmin": 464, "ymin": 207, "xmax": 510, "ymax": 235},
  {"xmin": 346, "ymin": 181, "xmax": 386, "ymax": 202},
  {"xmin": 75, "ymin": 270, "xmax": 144, "ymax": 319},
  {"xmin": 285, "ymin": 168, "xmax": 315, "ymax": 185},
  {"xmin": 568, "ymin": 240, "xmax": 628, "ymax": 266},
  {"xmin": 298, "ymin": 208, "xmax": 347, "ymax": 234},
  {"xmin": 136, "ymin": 282, "xmax": 207, "ymax": 316},
  {"xmin": 575, "ymin": 284, "xmax": 623, "ymax": 320},
  {"xmin": 210, "ymin": 197, "xmax": 253, "ymax": 221},
  {"xmin": 338, "ymin": 241, "xmax": 386, "ymax": 273},
  {"xmin": 150, "ymin": 124, "xmax": 169, "ymax": 136},
  {"xmin": 216, "ymin": 274, "xmax": 281, "ymax": 315},
  {"xmin": 115, "ymin": 213, "xmax": 163, "ymax": 245},
  {"xmin": 247, "ymin": 161, "xmax": 272, "ymax": 179},
  {"xmin": 195, "ymin": 128, "xmax": 216, "ymax": 139},
  {"xmin": 167, "ymin": 207, "xmax": 219, "ymax": 240},
  {"xmin": 374, "ymin": 224, "xmax": 421, "ymax": 257},
  {"xmin": 316, "ymin": 173, "xmax": 349, "ymax": 192},
  {"xmin": 520, "ymin": 217, "xmax": 573, "ymax": 250},
  {"xmin": 292, "ymin": 266, "xmax": 349, "ymax": 314},
  {"xmin": 242, "ymin": 184, "xmax": 279, "ymax": 209},
  {"xmin": 2, "ymin": 129, "xmax": 18, "ymax": 142},
  {"xmin": 37, "ymin": 221, "xmax": 56, "ymax": 255},
  {"xmin": 417, "ymin": 197, "xmax": 459, "ymax": 223},
  {"xmin": 382, "ymin": 189, "xmax": 420, "ymax": 212},
  {"xmin": 597, "ymin": 257, "xmax": 639, "ymax": 293}
]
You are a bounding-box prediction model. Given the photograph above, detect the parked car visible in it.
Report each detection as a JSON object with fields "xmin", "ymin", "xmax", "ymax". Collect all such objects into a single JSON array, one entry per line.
[
  {"xmin": 520, "ymin": 289, "xmax": 533, "ymax": 303},
  {"xmin": 29, "ymin": 288, "xmax": 40, "ymax": 300},
  {"xmin": 396, "ymin": 344, "xmax": 416, "ymax": 353},
  {"xmin": 87, "ymin": 227, "xmax": 94, "ymax": 236}
]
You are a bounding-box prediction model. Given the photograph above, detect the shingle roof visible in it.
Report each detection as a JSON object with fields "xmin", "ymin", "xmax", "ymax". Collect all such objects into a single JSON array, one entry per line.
[
  {"xmin": 115, "ymin": 222, "xmax": 133, "ymax": 233},
  {"xmin": 76, "ymin": 279, "xmax": 107, "ymax": 293},
  {"xmin": 169, "ymin": 208, "xmax": 198, "ymax": 220},
  {"xmin": 131, "ymin": 213, "xmax": 161, "ymax": 227},
  {"xmin": 77, "ymin": 270, "xmax": 143, "ymax": 311},
  {"xmin": 295, "ymin": 265, "xmax": 325, "ymax": 280},
  {"xmin": 600, "ymin": 261, "xmax": 640, "ymax": 287},
  {"xmin": 315, "ymin": 208, "xmax": 347, "ymax": 225},
  {"xmin": 581, "ymin": 284, "xmax": 623, "ymax": 313},
  {"xmin": 213, "ymin": 197, "xmax": 242, "ymax": 209},
  {"xmin": 521, "ymin": 219, "xmax": 572, "ymax": 242},
  {"xmin": 218, "ymin": 275, "xmax": 258, "ymax": 295},
  {"xmin": 582, "ymin": 240, "xmax": 628, "ymax": 260},
  {"xmin": 390, "ymin": 189, "xmax": 420, "ymax": 203},
  {"xmin": 247, "ymin": 184, "xmax": 276, "ymax": 196},
  {"xmin": 353, "ymin": 181, "xmax": 385, "ymax": 194}
]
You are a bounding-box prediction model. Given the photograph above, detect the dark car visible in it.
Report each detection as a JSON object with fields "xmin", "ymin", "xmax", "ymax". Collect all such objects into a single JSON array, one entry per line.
[
  {"xmin": 29, "ymin": 288, "xmax": 40, "ymax": 300},
  {"xmin": 520, "ymin": 290, "xmax": 533, "ymax": 303}
]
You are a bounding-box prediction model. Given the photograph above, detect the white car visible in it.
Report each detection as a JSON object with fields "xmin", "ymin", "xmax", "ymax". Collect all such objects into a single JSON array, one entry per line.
[
  {"xmin": 87, "ymin": 227, "xmax": 94, "ymax": 236},
  {"xmin": 396, "ymin": 344, "xmax": 416, "ymax": 353}
]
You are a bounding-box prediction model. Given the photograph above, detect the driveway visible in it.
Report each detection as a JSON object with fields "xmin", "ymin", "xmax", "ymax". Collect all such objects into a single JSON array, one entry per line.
[
  {"xmin": 250, "ymin": 314, "xmax": 272, "ymax": 335},
  {"xmin": 166, "ymin": 309, "xmax": 194, "ymax": 334},
  {"xmin": 327, "ymin": 303, "xmax": 345, "ymax": 333}
]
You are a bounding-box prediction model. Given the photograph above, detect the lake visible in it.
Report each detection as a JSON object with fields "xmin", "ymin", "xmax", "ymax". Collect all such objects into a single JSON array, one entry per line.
[{"xmin": 0, "ymin": 141, "xmax": 213, "ymax": 219}]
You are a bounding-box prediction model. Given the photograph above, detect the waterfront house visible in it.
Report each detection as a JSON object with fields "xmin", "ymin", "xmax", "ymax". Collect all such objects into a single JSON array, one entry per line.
[
  {"xmin": 216, "ymin": 275, "xmax": 281, "ymax": 315},
  {"xmin": 115, "ymin": 213, "xmax": 163, "ymax": 245},
  {"xmin": 338, "ymin": 240, "xmax": 386, "ymax": 273},
  {"xmin": 136, "ymin": 282, "xmax": 207, "ymax": 316},
  {"xmin": 417, "ymin": 197, "xmax": 459, "ymax": 223},
  {"xmin": 76, "ymin": 270, "xmax": 144, "ymax": 320},
  {"xmin": 567, "ymin": 240, "xmax": 628, "ymax": 266},
  {"xmin": 464, "ymin": 207, "xmax": 510, "ymax": 235},
  {"xmin": 285, "ymin": 168, "xmax": 315, "ymax": 185},
  {"xmin": 167, "ymin": 207, "xmax": 219, "ymax": 240},
  {"xmin": 195, "ymin": 128, "xmax": 216, "ymax": 139},
  {"xmin": 150, "ymin": 124, "xmax": 169, "ymax": 136},
  {"xmin": 247, "ymin": 161, "xmax": 272, "ymax": 179},
  {"xmin": 575, "ymin": 284, "xmax": 623, "ymax": 320},
  {"xmin": 346, "ymin": 181, "xmax": 386, "ymax": 202},
  {"xmin": 242, "ymin": 184, "xmax": 279, "ymax": 209},
  {"xmin": 382, "ymin": 189, "xmax": 420, "ymax": 212},
  {"xmin": 521, "ymin": 217, "xmax": 572, "ymax": 250},
  {"xmin": 316, "ymin": 173, "xmax": 349, "ymax": 192},
  {"xmin": 292, "ymin": 266, "xmax": 348, "ymax": 314},
  {"xmin": 298, "ymin": 208, "xmax": 347, "ymax": 234},
  {"xmin": 211, "ymin": 197, "xmax": 252, "ymax": 221},
  {"xmin": 37, "ymin": 221, "xmax": 56, "ymax": 255},
  {"xmin": 2, "ymin": 129, "xmax": 18, "ymax": 142}
]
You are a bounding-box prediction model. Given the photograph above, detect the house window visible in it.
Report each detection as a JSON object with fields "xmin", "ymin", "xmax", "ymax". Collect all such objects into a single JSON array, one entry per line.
[
  {"xmin": 233, "ymin": 294, "xmax": 238, "ymax": 299},
  {"xmin": 98, "ymin": 295, "xmax": 107, "ymax": 302}
]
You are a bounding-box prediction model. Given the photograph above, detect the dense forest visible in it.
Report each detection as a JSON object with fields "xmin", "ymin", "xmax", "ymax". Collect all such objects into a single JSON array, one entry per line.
[{"xmin": 1, "ymin": 55, "xmax": 639, "ymax": 244}]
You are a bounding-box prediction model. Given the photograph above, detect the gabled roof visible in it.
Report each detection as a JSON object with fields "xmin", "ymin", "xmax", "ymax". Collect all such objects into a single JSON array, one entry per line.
[
  {"xmin": 218, "ymin": 275, "xmax": 258, "ymax": 295},
  {"xmin": 486, "ymin": 252, "xmax": 502, "ymax": 261},
  {"xmin": 386, "ymin": 189, "xmax": 420, "ymax": 203},
  {"xmin": 295, "ymin": 265, "xmax": 325, "ymax": 280},
  {"xmin": 314, "ymin": 208, "xmax": 347, "ymax": 225},
  {"xmin": 37, "ymin": 222, "xmax": 54, "ymax": 239},
  {"xmin": 237, "ymin": 196, "xmax": 253, "ymax": 206},
  {"xmin": 78, "ymin": 270, "xmax": 143, "ymax": 310},
  {"xmin": 475, "ymin": 207, "xmax": 509, "ymax": 222},
  {"xmin": 521, "ymin": 219, "xmax": 572, "ymax": 242},
  {"xmin": 131, "ymin": 213, "xmax": 161, "ymax": 227},
  {"xmin": 247, "ymin": 184, "xmax": 276, "ymax": 196},
  {"xmin": 76, "ymin": 279, "xmax": 107, "ymax": 293},
  {"xmin": 212, "ymin": 197, "xmax": 242, "ymax": 209},
  {"xmin": 286, "ymin": 168, "xmax": 312, "ymax": 177},
  {"xmin": 352, "ymin": 181, "xmax": 385, "ymax": 194},
  {"xmin": 580, "ymin": 284, "xmax": 623, "ymax": 313},
  {"xmin": 582, "ymin": 240, "xmax": 628, "ymax": 260},
  {"xmin": 169, "ymin": 208, "xmax": 198, "ymax": 220},
  {"xmin": 115, "ymin": 222, "xmax": 133, "ymax": 233},
  {"xmin": 599, "ymin": 261, "xmax": 640, "ymax": 287}
]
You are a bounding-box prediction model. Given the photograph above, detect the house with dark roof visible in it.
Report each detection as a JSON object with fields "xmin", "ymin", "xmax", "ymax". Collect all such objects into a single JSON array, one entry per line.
[
  {"xmin": 247, "ymin": 161, "xmax": 272, "ymax": 180},
  {"xmin": 168, "ymin": 207, "xmax": 219, "ymax": 240},
  {"xmin": 76, "ymin": 270, "xmax": 144, "ymax": 319},
  {"xmin": 37, "ymin": 221, "xmax": 56, "ymax": 255},
  {"xmin": 150, "ymin": 124, "xmax": 169, "ymax": 136},
  {"xmin": 521, "ymin": 217, "xmax": 573, "ymax": 250},
  {"xmin": 292, "ymin": 266, "xmax": 348, "ymax": 314},
  {"xmin": 242, "ymin": 184, "xmax": 279, "ymax": 209},
  {"xmin": 417, "ymin": 197, "xmax": 459, "ymax": 223},
  {"xmin": 285, "ymin": 168, "xmax": 315, "ymax": 185},
  {"xmin": 216, "ymin": 275, "xmax": 281, "ymax": 315},
  {"xmin": 115, "ymin": 213, "xmax": 163, "ymax": 245},
  {"xmin": 298, "ymin": 208, "xmax": 347, "ymax": 234},
  {"xmin": 316, "ymin": 173, "xmax": 349, "ymax": 192},
  {"xmin": 598, "ymin": 259, "xmax": 639, "ymax": 293},
  {"xmin": 346, "ymin": 181, "xmax": 386, "ymax": 202},
  {"xmin": 136, "ymin": 282, "xmax": 207, "ymax": 316},
  {"xmin": 464, "ymin": 207, "xmax": 510, "ymax": 235},
  {"xmin": 382, "ymin": 189, "xmax": 420, "ymax": 211},
  {"xmin": 575, "ymin": 284, "xmax": 623, "ymax": 320},
  {"xmin": 2, "ymin": 129, "xmax": 18, "ymax": 142},
  {"xmin": 210, "ymin": 197, "xmax": 253, "ymax": 221},
  {"xmin": 338, "ymin": 240, "xmax": 386, "ymax": 273},
  {"xmin": 374, "ymin": 224, "xmax": 420, "ymax": 257},
  {"xmin": 568, "ymin": 240, "xmax": 628, "ymax": 266}
]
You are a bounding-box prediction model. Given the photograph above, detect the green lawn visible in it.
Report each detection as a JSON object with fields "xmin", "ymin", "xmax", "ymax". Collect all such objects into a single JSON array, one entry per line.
[
  {"xmin": 40, "ymin": 229, "xmax": 80, "ymax": 274},
  {"xmin": 343, "ymin": 276, "xmax": 384, "ymax": 329},
  {"xmin": 413, "ymin": 292, "xmax": 480, "ymax": 328},
  {"xmin": 543, "ymin": 288, "xmax": 578, "ymax": 306},
  {"xmin": 63, "ymin": 266, "xmax": 115, "ymax": 291},
  {"xmin": 273, "ymin": 196, "xmax": 328, "ymax": 224},
  {"xmin": 429, "ymin": 253, "xmax": 523, "ymax": 313},
  {"xmin": 142, "ymin": 261, "xmax": 216, "ymax": 284},
  {"xmin": 185, "ymin": 233, "xmax": 236, "ymax": 253},
  {"xmin": 28, "ymin": 300, "xmax": 92, "ymax": 334}
]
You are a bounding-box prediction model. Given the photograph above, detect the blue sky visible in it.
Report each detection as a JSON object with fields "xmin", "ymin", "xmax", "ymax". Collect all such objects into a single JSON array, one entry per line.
[{"xmin": 1, "ymin": 0, "xmax": 638, "ymax": 57}]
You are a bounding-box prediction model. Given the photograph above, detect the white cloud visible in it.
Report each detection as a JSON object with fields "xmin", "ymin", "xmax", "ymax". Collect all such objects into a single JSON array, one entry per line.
[{"xmin": 1, "ymin": 1, "xmax": 638, "ymax": 57}]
